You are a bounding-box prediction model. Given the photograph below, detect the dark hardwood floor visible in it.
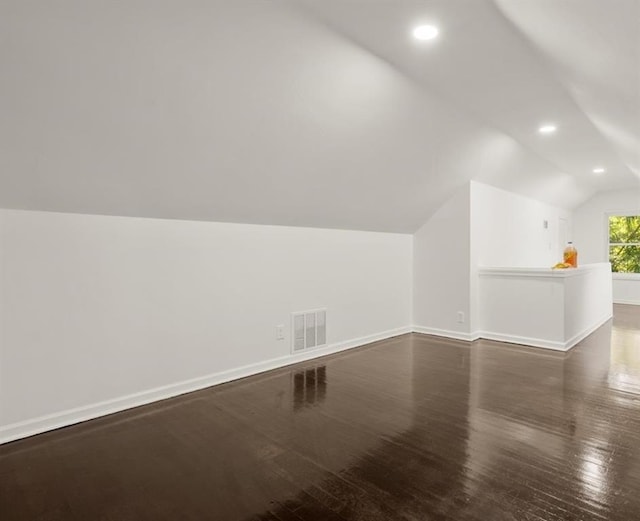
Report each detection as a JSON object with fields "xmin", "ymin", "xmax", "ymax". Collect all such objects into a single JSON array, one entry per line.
[{"xmin": 1, "ymin": 305, "xmax": 639, "ymax": 520}]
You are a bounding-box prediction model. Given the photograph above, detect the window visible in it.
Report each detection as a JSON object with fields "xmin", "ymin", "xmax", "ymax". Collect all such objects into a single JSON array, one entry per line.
[{"xmin": 609, "ymin": 215, "xmax": 640, "ymax": 274}]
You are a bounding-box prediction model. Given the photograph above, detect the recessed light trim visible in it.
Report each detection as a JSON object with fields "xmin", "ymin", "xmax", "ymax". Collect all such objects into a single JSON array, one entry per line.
[
  {"xmin": 413, "ymin": 25, "xmax": 439, "ymax": 41},
  {"xmin": 538, "ymin": 124, "xmax": 557, "ymax": 134},
  {"xmin": 593, "ymin": 167, "xmax": 606, "ymax": 174}
]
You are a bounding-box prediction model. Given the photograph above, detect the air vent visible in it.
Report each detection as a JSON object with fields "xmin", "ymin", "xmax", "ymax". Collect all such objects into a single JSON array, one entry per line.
[{"xmin": 292, "ymin": 308, "xmax": 326, "ymax": 352}]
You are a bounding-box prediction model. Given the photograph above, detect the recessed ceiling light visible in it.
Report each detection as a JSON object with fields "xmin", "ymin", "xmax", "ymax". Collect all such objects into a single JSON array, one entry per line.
[
  {"xmin": 538, "ymin": 124, "xmax": 557, "ymax": 134},
  {"xmin": 413, "ymin": 25, "xmax": 439, "ymax": 41},
  {"xmin": 593, "ymin": 167, "xmax": 606, "ymax": 174}
]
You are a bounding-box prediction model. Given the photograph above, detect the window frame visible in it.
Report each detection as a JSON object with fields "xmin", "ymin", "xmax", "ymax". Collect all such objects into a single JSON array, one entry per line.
[{"xmin": 604, "ymin": 211, "xmax": 640, "ymax": 279}]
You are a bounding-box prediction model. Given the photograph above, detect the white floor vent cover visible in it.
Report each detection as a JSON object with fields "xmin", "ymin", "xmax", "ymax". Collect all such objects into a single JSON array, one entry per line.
[{"xmin": 292, "ymin": 309, "xmax": 326, "ymax": 352}]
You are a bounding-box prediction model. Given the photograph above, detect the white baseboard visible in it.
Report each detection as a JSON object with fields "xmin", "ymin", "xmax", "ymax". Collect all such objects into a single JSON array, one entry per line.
[
  {"xmin": 476, "ymin": 331, "xmax": 569, "ymax": 351},
  {"xmin": 0, "ymin": 326, "xmax": 412, "ymax": 445},
  {"xmin": 412, "ymin": 326, "xmax": 480, "ymax": 342},
  {"xmin": 413, "ymin": 313, "xmax": 613, "ymax": 352},
  {"xmin": 0, "ymin": 311, "xmax": 618, "ymax": 444},
  {"xmin": 562, "ymin": 313, "xmax": 613, "ymax": 349},
  {"xmin": 614, "ymin": 299, "xmax": 640, "ymax": 306}
]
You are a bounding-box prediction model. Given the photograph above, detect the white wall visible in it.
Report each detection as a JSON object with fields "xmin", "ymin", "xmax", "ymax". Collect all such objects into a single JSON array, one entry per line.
[
  {"xmin": 477, "ymin": 264, "xmax": 612, "ymax": 350},
  {"xmin": 2, "ymin": 184, "xmax": 631, "ymax": 443},
  {"xmin": 573, "ymin": 189, "xmax": 640, "ymax": 305},
  {"xmin": 413, "ymin": 181, "xmax": 573, "ymax": 338},
  {"xmin": 470, "ymin": 181, "xmax": 572, "ymax": 332},
  {"xmin": 413, "ymin": 184, "xmax": 472, "ymax": 338},
  {"xmin": 471, "ymin": 181, "xmax": 572, "ymax": 268},
  {"xmin": 612, "ymin": 277, "xmax": 640, "ymax": 306},
  {"xmin": 0, "ymin": 209, "xmax": 412, "ymax": 442}
]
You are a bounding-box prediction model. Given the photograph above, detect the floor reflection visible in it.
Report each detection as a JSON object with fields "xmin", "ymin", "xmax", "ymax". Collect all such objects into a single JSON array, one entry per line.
[
  {"xmin": 609, "ymin": 337, "xmax": 640, "ymax": 394},
  {"xmin": 462, "ymin": 304, "xmax": 640, "ymax": 520},
  {"xmin": 293, "ymin": 366, "xmax": 327, "ymax": 411},
  {"xmin": 1, "ymin": 306, "xmax": 638, "ymax": 521},
  {"xmin": 249, "ymin": 335, "xmax": 473, "ymax": 520},
  {"xmin": 608, "ymin": 309, "xmax": 640, "ymax": 394},
  {"xmin": 251, "ymin": 305, "xmax": 640, "ymax": 520}
]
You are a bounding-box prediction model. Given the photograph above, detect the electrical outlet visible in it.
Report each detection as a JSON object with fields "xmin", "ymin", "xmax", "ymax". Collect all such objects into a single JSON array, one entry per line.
[
  {"xmin": 276, "ymin": 325, "xmax": 285, "ymax": 340},
  {"xmin": 457, "ymin": 312, "xmax": 465, "ymax": 324}
]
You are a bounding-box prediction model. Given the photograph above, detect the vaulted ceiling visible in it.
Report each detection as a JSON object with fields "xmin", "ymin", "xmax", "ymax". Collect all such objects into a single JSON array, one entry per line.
[{"xmin": 1, "ymin": 0, "xmax": 638, "ymax": 232}]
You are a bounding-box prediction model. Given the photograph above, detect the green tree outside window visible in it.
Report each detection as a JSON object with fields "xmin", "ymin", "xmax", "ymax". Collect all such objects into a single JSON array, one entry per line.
[{"xmin": 609, "ymin": 215, "xmax": 640, "ymax": 273}]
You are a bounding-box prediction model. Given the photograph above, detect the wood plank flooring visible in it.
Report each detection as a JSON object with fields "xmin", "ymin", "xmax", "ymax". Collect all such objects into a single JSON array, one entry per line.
[{"xmin": 1, "ymin": 304, "xmax": 639, "ymax": 520}]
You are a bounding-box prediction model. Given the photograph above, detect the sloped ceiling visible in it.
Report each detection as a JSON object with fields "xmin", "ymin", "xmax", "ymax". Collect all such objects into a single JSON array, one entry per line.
[
  {"xmin": 493, "ymin": 0, "xmax": 640, "ymax": 181},
  {"xmin": 0, "ymin": 0, "xmax": 638, "ymax": 233}
]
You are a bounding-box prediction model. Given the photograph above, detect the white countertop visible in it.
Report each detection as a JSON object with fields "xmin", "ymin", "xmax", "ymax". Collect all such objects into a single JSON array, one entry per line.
[{"xmin": 478, "ymin": 262, "xmax": 612, "ymax": 278}]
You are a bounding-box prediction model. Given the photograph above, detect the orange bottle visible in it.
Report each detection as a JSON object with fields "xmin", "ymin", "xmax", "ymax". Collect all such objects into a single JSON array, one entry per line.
[{"xmin": 563, "ymin": 242, "xmax": 578, "ymax": 268}]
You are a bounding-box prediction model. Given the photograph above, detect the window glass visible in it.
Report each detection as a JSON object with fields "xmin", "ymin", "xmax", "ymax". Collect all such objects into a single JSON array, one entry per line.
[{"xmin": 609, "ymin": 216, "xmax": 640, "ymax": 273}]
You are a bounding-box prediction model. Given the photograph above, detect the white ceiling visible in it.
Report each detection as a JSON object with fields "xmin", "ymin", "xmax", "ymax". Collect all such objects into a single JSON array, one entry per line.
[{"xmin": 1, "ymin": 0, "xmax": 638, "ymax": 232}]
